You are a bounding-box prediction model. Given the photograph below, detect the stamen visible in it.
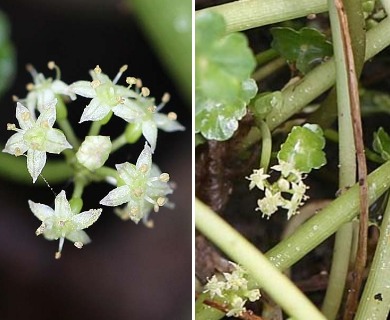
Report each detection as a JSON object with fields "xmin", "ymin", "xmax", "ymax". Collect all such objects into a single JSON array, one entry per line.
[
  {"xmin": 91, "ymin": 80, "xmax": 101, "ymax": 89},
  {"xmin": 6, "ymin": 123, "xmax": 16, "ymax": 131},
  {"xmin": 74, "ymin": 242, "xmax": 83, "ymax": 249},
  {"xmin": 126, "ymin": 77, "xmax": 137, "ymax": 88},
  {"xmin": 41, "ymin": 120, "xmax": 50, "ymax": 128},
  {"xmin": 26, "ymin": 83, "xmax": 34, "ymax": 91},
  {"xmin": 157, "ymin": 197, "xmax": 166, "ymax": 206},
  {"xmin": 136, "ymin": 78, "xmax": 143, "ymax": 89},
  {"xmin": 116, "ymin": 96, "xmax": 125, "ymax": 104},
  {"xmin": 162, "ymin": 92, "xmax": 170, "ymax": 104},
  {"xmin": 55, "ymin": 252, "xmax": 62, "ymax": 259},
  {"xmin": 47, "ymin": 61, "xmax": 61, "ymax": 80},
  {"xmin": 94, "ymin": 65, "xmax": 102, "ymax": 74},
  {"xmin": 159, "ymin": 173, "xmax": 170, "ymax": 182},
  {"xmin": 139, "ymin": 164, "xmax": 148, "ymax": 173},
  {"xmin": 26, "ymin": 64, "xmax": 38, "ymax": 78},
  {"xmin": 167, "ymin": 112, "xmax": 177, "ymax": 121},
  {"xmin": 14, "ymin": 147, "xmax": 23, "ymax": 156},
  {"xmin": 35, "ymin": 223, "xmax": 46, "ymax": 236},
  {"xmin": 12, "ymin": 95, "xmax": 19, "ymax": 102},
  {"xmin": 141, "ymin": 87, "xmax": 150, "ymax": 97},
  {"xmin": 113, "ymin": 64, "xmax": 128, "ymax": 84},
  {"xmin": 133, "ymin": 188, "xmax": 144, "ymax": 197},
  {"xmin": 143, "ymin": 218, "xmax": 154, "ymax": 228},
  {"xmin": 130, "ymin": 206, "xmax": 139, "ymax": 215},
  {"xmin": 154, "ymin": 203, "xmax": 159, "ymax": 212},
  {"xmin": 147, "ymin": 106, "xmax": 157, "ymax": 113},
  {"xmin": 21, "ymin": 112, "xmax": 30, "ymax": 121}
]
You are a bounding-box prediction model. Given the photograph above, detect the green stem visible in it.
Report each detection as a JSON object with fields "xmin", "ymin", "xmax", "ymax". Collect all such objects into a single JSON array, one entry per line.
[
  {"xmin": 355, "ymin": 192, "xmax": 390, "ymax": 319},
  {"xmin": 94, "ymin": 166, "xmax": 118, "ymax": 181},
  {"xmin": 196, "ymin": 160, "xmax": 390, "ymax": 320},
  {"xmin": 196, "ymin": 199, "xmax": 327, "ymax": 320},
  {"xmin": 255, "ymin": 48, "xmax": 279, "ymax": 66},
  {"xmin": 265, "ymin": 16, "xmax": 390, "ymax": 132},
  {"xmin": 258, "ymin": 120, "xmax": 272, "ymax": 172},
  {"xmin": 88, "ymin": 121, "xmax": 102, "ymax": 136},
  {"xmin": 57, "ymin": 118, "xmax": 80, "ymax": 149},
  {"xmin": 111, "ymin": 134, "xmax": 127, "ymax": 153},
  {"xmin": 72, "ymin": 179, "xmax": 85, "ymax": 199},
  {"xmin": 197, "ymin": 0, "xmax": 327, "ymax": 33},
  {"xmin": 321, "ymin": 1, "xmax": 358, "ymax": 317},
  {"xmin": 252, "ymin": 57, "xmax": 286, "ymax": 82}
]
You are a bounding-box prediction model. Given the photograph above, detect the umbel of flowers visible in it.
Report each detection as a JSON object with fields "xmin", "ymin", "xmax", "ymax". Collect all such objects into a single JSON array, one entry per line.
[{"xmin": 2, "ymin": 62, "xmax": 184, "ymax": 258}]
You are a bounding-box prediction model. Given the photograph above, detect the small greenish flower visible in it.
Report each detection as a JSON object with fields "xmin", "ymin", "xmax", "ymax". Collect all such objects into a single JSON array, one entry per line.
[
  {"xmin": 113, "ymin": 92, "xmax": 185, "ymax": 152},
  {"xmin": 2, "ymin": 99, "xmax": 72, "ymax": 182},
  {"xmin": 246, "ymin": 168, "xmax": 269, "ymax": 190},
  {"xmin": 203, "ymin": 275, "xmax": 226, "ymax": 298},
  {"xmin": 76, "ymin": 135, "xmax": 111, "ymax": 170},
  {"xmin": 226, "ymin": 296, "xmax": 246, "ymax": 317},
  {"xmin": 70, "ymin": 65, "xmax": 140, "ymax": 123},
  {"xmin": 29, "ymin": 190, "xmax": 102, "ymax": 259},
  {"xmin": 23, "ymin": 62, "xmax": 76, "ymax": 115},
  {"xmin": 271, "ymin": 160, "xmax": 301, "ymax": 180},
  {"xmin": 100, "ymin": 143, "xmax": 173, "ymax": 224}
]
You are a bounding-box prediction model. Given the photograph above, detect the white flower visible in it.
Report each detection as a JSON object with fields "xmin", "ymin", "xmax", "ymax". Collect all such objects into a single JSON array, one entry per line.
[
  {"xmin": 226, "ymin": 296, "xmax": 246, "ymax": 317},
  {"xmin": 29, "ymin": 190, "xmax": 102, "ymax": 259},
  {"xmin": 70, "ymin": 65, "xmax": 140, "ymax": 123},
  {"xmin": 256, "ymin": 189, "xmax": 283, "ymax": 218},
  {"xmin": 246, "ymin": 168, "xmax": 269, "ymax": 190},
  {"xmin": 113, "ymin": 93, "xmax": 185, "ymax": 152},
  {"xmin": 204, "ymin": 275, "xmax": 226, "ymax": 299},
  {"xmin": 100, "ymin": 143, "xmax": 173, "ymax": 224},
  {"xmin": 272, "ymin": 160, "xmax": 302, "ymax": 181},
  {"xmin": 283, "ymin": 181, "xmax": 309, "ymax": 219},
  {"xmin": 24, "ymin": 62, "xmax": 76, "ymax": 115},
  {"xmin": 2, "ymin": 100, "xmax": 72, "ymax": 182},
  {"xmin": 76, "ymin": 136, "xmax": 111, "ymax": 170}
]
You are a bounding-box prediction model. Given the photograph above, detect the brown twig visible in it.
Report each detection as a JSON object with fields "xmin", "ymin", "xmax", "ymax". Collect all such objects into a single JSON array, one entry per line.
[
  {"xmin": 195, "ymin": 293, "xmax": 263, "ymax": 320},
  {"xmin": 333, "ymin": 0, "xmax": 369, "ymax": 319}
]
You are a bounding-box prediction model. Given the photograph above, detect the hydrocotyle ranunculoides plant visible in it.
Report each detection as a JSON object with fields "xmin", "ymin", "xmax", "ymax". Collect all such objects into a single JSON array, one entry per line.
[
  {"xmin": 195, "ymin": 11, "xmax": 257, "ymax": 141},
  {"xmin": 2, "ymin": 62, "xmax": 185, "ymax": 258},
  {"xmin": 247, "ymin": 124, "xmax": 326, "ymax": 219}
]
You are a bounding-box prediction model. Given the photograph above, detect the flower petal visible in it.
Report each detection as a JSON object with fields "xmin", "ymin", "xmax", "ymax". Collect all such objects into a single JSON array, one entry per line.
[
  {"xmin": 100, "ymin": 185, "xmax": 131, "ymax": 207},
  {"xmin": 70, "ymin": 81, "xmax": 96, "ymax": 98},
  {"xmin": 54, "ymin": 190, "xmax": 72, "ymax": 219},
  {"xmin": 115, "ymin": 86, "xmax": 138, "ymax": 99},
  {"xmin": 66, "ymin": 230, "xmax": 91, "ymax": 244},
  {"xmin": 79, "ymin": 98, "xmax": 111, "ymax": 123},
  {"xmin": 2, "ymin": 132, "xmax": 28, "ymax": 155},
  {"xmin": 112, "ymin": 101, "xmax": 143, "ymax": 122},
  {"xmin": 28, "ymin": 200, "xmax": 54, "ymax": 222},
  {"xmin": 27, "ymin": 149, "xmax": 46, "ymax": 183},
  {"xmin": 154, "ymin": 113, "xmax": 185, "ymax": 132},
  {"xmin": 36, "ymin": 99, "xmax": 57, "ymax": 127},
  {"xmin": 116, "ymin": 162, "xmax": 138, "ymax": 185},
  {"xmin": 72, "ymin": 209, "xmax": 102, "ymax": 230},
  {"xmin": 52, "ymin": 80, "xmax": 76, "ymax": 100},
  {"xmin": 45, "ymin": 128, "xmax": 72, "ymax": 153},
  {"xmin": 16, "ymin": 102, "xmax": 34, "ymax": 130},
  {"xmin": 141, "ymin": 120, "xmax": 157, "ymax": 152},
  {"xmin": 36, "ymin": 90, "xmax": 56, "ymax": 113},
  {"xmin": 136, "ymin": 143, "xmax": 152, "ymax": 172}
]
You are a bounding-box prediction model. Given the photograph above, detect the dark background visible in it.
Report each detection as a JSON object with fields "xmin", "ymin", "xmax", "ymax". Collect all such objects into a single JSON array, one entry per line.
[{"xmin": 0, "ymin": 1, "xmax": 191, "ymax": 319}]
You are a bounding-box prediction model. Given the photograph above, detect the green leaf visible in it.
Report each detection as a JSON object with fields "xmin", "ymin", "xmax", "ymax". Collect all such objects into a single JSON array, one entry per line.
[
  {"xmin": 278, "ymin": 124, "xmax": 326, "ymax": 173},
  {"xmin": 195, "ymin": 11, "xmax": 257, "ymax": 141},
  {"xmin": 271, "ymin": 27, "xmax": 333, "ymax": 74},
  {"xmin": 0, "ymin": 10, "xmax": 16, "ymax": 99},
  {"xmin": 373, "ymin": 127, "xmax": 390, "ymax": 161}
]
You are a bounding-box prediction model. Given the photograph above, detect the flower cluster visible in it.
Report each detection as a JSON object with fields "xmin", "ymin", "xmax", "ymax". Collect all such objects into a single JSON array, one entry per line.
[
  {"xmin": 246, "ymin": 161, "xmax": 309, "ymax": 219},
  {"xmin": 3, "ymin": 62, "xmax": 183, "ymax": 258},
  {"xmin": 203, "ymin": 263, "xmax": 261, "ymax": 317}
]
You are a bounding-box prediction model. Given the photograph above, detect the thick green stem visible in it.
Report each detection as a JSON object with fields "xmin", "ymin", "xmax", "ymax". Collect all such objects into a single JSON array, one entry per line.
[
  {"xmin": 258, "ymin": 120, "xmax": 272, "ymax": 172},
  {"xmin": 321, "ymin": 1, "xmax": 358, "ymax": 317},
  {"xmin": 196, "ymin": 199, "xmax": 326, "ymax": 320},
  {"xmin": 196, "ymin": 160, "xmax": 390, "ymax": 320},
  {"xmin": 252, "ymin": 57, "xmax": 286, "ymax": 82},
  {"xmin": 197, "ymin": 0, "xmax": 327, "ymax": 33},
  {"xmin": 355, "ymin": 193, "xmax": 390, "ymax": 319},
  {"xmin": 57, "ymin": 118, "xmax": 80, "ymax": 149},
  {"xmin": 88, "ymin": 121, "xmax": 102, "ymax": 137}
]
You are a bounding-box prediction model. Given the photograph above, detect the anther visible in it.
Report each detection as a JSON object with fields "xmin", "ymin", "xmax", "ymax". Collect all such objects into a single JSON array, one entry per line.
[
  {"xmin": 7, "ymin": 123, "xmax": 16, "ymax": 131},
  {"xmin": 94, "ymin": 65, "xmax": 102, "ymax": 74},
  {"xmin": 126, "ymin": 77, "xmax": 137, "ymax": 86},
  {"xmin": 157, "ymin": 197, "xmax": 166, "ymax": 206},
  {"xmin": 26, "ymin": 83, "xmax": 34, "ymax": 91},
  {"xmin": 159, "ymin": 173, "xmax": 170, "ymax": 182},
  {"xmin": 12, "ymin": 95, "xmax": 19, "ymax": 102},
  {"xmin": 74, "ymin": 242, "xmax": 83, "ymax": 249},
  {"xmin": 21, "ymin": 112, "xmax": 30, "ymax": 121},
  {"xmin": 55, "ymin": 252, "xmax": 62, "ymax": 259},
  {"xmin": 139, "ymin": 164, "xmax": 148, "ymax": 173},
  {"xmin": 35, "ymin": 223, "xmax": 46, "ymax": 236},
  {"xmin": 136, "ymin": 78, "xmax": 143, "ymax": 88},
  {"xmin": 162, "ymin": 92, "xmax": 170, "ymax": 104},
  {"xmin": 141, "ymin": 87, "xmax": 150, "ymax": 97},
  {"xmin": 14, "ymin": 148, "xmax": 22, "ymax": 156},
  {"xmin": 47, "ymin": 61, "xmax": 55, "ymax": 70},
  {"xmin": 167, "ymin": 112, "xmax": 177, "ymax": 121},
  {"xmin": 91, "ymin": 80, "xmax": 101, "ymax": 89},
  {"xmin": 47, "ymin": 61, "xmax": 61, "ymax": 79},
  {"xmin": 119, "ymin": 65, "xmax": 128, "ymax": 73},
  {"xmin": 147, "ymin": 106, "xmax": 157, "ymax": 113},
  {"xmin": 133, "ymin": 188, "xmax": 143, "ymax": 197}
]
